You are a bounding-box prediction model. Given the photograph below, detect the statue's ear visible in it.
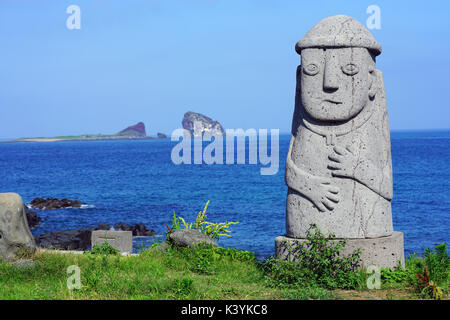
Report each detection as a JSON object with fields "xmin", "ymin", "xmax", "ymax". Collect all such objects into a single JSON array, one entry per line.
[
  {"xmin": 368, "ymin": 68, "xmax": 381, "ymax": 100},
  {"xmin": 292, "ymin": 65, "xmax": 303, "ymax": 135},
  {"xmin": 296, "ymin": 65, "xmax": 302, "ymax": 93}
]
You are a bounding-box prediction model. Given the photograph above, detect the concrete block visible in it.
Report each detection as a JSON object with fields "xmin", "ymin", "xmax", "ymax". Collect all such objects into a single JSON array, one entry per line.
[{"xmin": 91, "ymin": 230, "xmax": 132, "ymax": 253}]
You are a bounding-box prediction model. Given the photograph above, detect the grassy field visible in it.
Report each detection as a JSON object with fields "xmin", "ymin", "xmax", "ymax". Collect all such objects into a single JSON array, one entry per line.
[{"xmin": 0, "ymin": 241, "xmax": 448, "ymax": 300}]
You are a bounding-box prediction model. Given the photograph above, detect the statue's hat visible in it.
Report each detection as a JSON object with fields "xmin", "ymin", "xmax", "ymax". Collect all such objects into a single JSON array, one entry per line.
[{"xmin": 296, "ymin": 15, "xmax": 382, "ymax": 56}]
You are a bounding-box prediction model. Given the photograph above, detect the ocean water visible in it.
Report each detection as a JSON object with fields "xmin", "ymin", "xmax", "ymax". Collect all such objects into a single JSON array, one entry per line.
[{"xmin": 0, "ymin": 131, "xmax": 448, "ymax": 258}]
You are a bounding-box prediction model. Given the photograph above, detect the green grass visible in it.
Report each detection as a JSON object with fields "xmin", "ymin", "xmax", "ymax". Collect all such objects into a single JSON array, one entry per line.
[
  {"xmin": 0, "ymin": 245, "xmax": 283, "ymax": 300},
  {"xmin": 0, "ymin": 242, "xmax": 447, "ymax": 300}
]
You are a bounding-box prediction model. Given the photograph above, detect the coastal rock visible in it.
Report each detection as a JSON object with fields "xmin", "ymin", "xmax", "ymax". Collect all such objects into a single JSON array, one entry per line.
[
  {"xmin": 110, "ymin": 222, "xmax": 156, "ymax": 236},
  {"xmin": 28, "ymin": 197, "xmax": 83, "ymax": 210},
  {"xmin": 36, "ymin": 228, "xmax": 92, "ymax": 250},
  {"xmin": 117, "ymin": 122, "xmax": 147, "ymax": 137},
  {"xmin": 182, "ymin": 112, "xmax": 225, "ymax": 138},
  {"xmin": 25, "ymin": 206, "xmax": 41, "ymax": 229},
  {"xmin": 157, "ymin": 132, "xmax": 168, "ymax": 139},
  {"xmin": 35, "ymin": 223, "xmax": 156, "ymax": 251},
  {"xmin": 169, "ymin": 229, "xmax": 218, "ymax": 247},
  {"xmin": 0, "ymin": 193, "xmax": 37, "ymax": 261}
]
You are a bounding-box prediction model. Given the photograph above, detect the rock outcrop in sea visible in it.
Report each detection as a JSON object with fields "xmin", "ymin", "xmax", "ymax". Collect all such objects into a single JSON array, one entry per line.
[
  {"xmin": 25, "ymin": 206, "xmax": 41, "ymax": 229},
  {"xmin": 157, "ymin": 132, "xmax": 168, "ymax": 139},
  {"xmin": 28, "ymin": 198, "xmax": 83, "ymax": 210},
  {"xmin": 182, "ymin": 112, "xmax": 225, "ymax": 137},
  {"xmin": 117, "ymin": 122, "xmax": 147, "ymax": 137}
]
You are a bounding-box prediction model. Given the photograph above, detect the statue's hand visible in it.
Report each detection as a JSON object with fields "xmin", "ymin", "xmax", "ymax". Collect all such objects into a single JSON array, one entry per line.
[
  {"xmin": 286, "ymin": 159, "xmax": 340, "ymax": 212},
  {"xmin": 328, "ymin": 146, "xmax": 358, "ymax": 178},
  {"xmin": 308, "ymin": 176, "xmax": 340, "ymax": 212}
]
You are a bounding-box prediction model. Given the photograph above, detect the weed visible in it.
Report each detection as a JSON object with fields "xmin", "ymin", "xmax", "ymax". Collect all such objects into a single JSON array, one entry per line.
[
  {"xmin": 169, "ymin": 201, "xmax": 239, "ymax": 241},
  {"xmin": 85, "ymin": 241, "xmax": 120, "ymax": 256},
  {"xmin": 262, "ymin": 223, "xmax": 362, "ymax": 290}
]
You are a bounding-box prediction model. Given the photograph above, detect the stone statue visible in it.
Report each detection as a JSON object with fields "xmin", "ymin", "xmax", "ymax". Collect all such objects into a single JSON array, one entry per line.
[
  {"xmin": 0, "ymin": 193, "xmax": 36, "ymax": 261},
  {"xmin": 276, "ymin": 15, "xmax": 404, "ymax": 268}
]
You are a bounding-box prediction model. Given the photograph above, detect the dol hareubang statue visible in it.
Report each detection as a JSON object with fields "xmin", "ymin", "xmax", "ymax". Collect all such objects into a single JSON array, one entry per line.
[{"xmin": 276, "ymin": 15, "xmax": 404, "ymax": 268}]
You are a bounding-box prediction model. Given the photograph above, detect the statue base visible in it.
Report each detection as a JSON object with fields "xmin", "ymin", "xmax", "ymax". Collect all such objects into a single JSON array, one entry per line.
[{"xmin": 274, "ymin": 231, "xmax": 405, "ymax": 269}]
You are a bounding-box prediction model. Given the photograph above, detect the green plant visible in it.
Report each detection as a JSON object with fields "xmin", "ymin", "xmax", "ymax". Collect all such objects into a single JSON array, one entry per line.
[
  {"xmin": 282, "ymin": 286, "xmax": 334, "ymax": 300},
  {"xmin": 85, "ymin": 241, "xmax": 120, "ymax": 256},
  {"xmin": 262, "ymin": 223, "xmax": 362, "ymax": 290},
  {"xmin": 171, "ymin": 277, "xmax": 195, "ymax": 297},
  {"xmin": 423, "ymin": 243, "xmax": 449, "ymax": 287},
  {"xmin": 168, "ymin": 201, "xmax": 239, "ymax": 241},
  {"xmin": 416, "ymin": 267, "xmax": 443, "ymax": 300}
]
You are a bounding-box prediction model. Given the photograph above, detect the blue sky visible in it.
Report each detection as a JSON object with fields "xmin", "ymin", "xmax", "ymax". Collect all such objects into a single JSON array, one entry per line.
[{"xmin": 0, "ymin": 0, "xmax": 449, "ymax": 139}]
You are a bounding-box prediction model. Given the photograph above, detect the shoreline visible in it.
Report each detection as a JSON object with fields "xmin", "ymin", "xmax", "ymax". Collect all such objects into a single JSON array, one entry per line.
[{"xmin": 0, "ymin": 136, "xmax": 166, "ymax": 143}]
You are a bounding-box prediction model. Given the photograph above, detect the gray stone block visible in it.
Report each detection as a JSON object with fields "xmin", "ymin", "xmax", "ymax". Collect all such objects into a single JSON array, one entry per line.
[
  {"xmin": 91, "ymin": 230, "xmax": 132, "ymax": 253},
  {"xmin": 275, "ymin": 231, "xmax": 405, "ymax": 269}
]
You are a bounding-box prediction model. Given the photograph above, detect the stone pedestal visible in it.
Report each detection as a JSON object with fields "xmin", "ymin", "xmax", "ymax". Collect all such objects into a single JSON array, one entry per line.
[{"xmin": 275, "ymin": 231, "xmax": 404, "ymax": 269}]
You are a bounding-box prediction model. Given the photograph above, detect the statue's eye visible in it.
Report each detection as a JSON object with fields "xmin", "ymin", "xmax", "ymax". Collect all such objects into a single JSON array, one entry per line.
[
  {"xmin": 303, "ymin": 63, "xmax": 319, "ymax": 76},
  {"xmin": 341, "ymin": 63, "xmax": 359, "ymax": 76}
]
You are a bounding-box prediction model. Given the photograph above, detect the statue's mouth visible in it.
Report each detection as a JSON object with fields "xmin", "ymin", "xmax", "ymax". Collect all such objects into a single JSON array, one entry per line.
[{"xmin": 323, "ymin": 99, "xmax": 342, "ymax": 105}]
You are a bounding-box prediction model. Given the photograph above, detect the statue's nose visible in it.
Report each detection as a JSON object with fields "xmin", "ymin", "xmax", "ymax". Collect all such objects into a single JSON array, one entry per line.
[{"xmin": 323, "ymin": 51, "xmax": 340, "ymax": 92}]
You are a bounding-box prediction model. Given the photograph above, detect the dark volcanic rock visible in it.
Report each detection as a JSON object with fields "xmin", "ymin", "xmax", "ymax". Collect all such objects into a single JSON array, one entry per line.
[
  {"xmin": 36, "ymin": 228, "xmax": 92, "ymax": 250},
  {"xmin": 169, "ymin": 229, "xmax": 218, "ymax": 247},
  {"xmin": 29, "ymin": 197, "xmax": 83, "ymax": 210},
  {"xmin": 117, "ymin": 122, "xmax": 147, "ymax": 137},
  {"xmin": 182, "ymin": 112, "xmax": 225, "ymax": 138},
  {"xmin": 157, "ymin": 132, "xmax": 168, "ymax": 139},
  {"xmin": 36, "ymin": 223, "xmax": 156, "ymax": 250},
  {"xmin": 110, "ymin": 222, "xmax": 156, "ymax": 236},
  {"xmin": 25, "ymin": 206, "xmax": 41, "ymax": 229}
]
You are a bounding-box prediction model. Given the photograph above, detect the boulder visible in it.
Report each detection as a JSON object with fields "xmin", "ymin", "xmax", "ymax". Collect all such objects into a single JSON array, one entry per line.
[
  {"xmin": 0, "ymin": 193, "xmax": 37, "ymax": 261},
  {"xmin": 169, "ymin": 229, "xmax": 218, "ymax": 247}
]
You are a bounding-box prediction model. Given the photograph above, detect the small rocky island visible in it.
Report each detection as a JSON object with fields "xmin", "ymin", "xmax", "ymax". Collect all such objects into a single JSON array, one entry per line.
[
  {"xmin": 182, "ymin": 112, "xmax": 225, "ymax": 137},
  {"xmin": 11, "ymin": 122, "xmax": 168, "ymax": 143}
]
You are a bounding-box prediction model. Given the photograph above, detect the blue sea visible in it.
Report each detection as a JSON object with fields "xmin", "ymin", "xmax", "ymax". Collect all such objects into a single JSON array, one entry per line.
[{"xmin": 0, "ymin": 131, "xmax": 449, "ymax": 258}]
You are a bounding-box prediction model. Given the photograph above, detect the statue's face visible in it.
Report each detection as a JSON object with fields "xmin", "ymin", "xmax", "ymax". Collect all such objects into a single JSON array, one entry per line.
[{"xmin": 300, "ymin": 47, "xmax": 375, "ymax": 122}]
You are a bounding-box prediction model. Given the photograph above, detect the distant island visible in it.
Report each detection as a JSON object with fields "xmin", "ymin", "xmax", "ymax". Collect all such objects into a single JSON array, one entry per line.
[
  {"xmin": 8, "ymin": 122, "xmax": 168, "ymax": 143},
  {"xmin": 4, "ymin": 112, "xmax": 226, "ymax": 143},
  {"xmin": 182, "ymin": 112, "xmax": 225, "ymax": 137}
]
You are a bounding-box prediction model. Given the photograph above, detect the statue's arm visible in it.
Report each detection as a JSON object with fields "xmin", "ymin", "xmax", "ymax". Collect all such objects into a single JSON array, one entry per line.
[
  {"xmin": 286, "ymin": 135, "xmax": 340, "ymax": 212},
  {"xmin": 327, "ymin": 123, "xmax": 393, "ymax": 201},
  {"xmin": 351, "ymin": 154, "xmax": 393, "ymax": 201}
]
